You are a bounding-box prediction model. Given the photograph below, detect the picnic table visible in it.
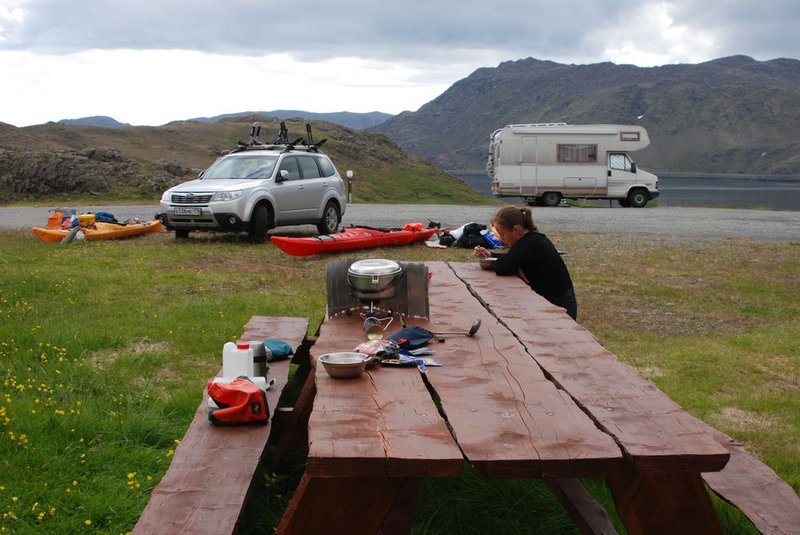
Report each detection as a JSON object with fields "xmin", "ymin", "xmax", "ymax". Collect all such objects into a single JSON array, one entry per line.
[
  {"xmin": 134, "ymin": 261, "xmax": 800, "ymax": 534},
  {"xmin": 272, "ymin": 261, "xmax": 799, "ymax": 535}
]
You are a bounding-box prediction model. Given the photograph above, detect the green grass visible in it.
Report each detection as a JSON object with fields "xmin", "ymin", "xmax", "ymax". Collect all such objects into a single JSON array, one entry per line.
[{"xmin": 0, "ymin": 226, "xmax": 797, "ymax": 534}]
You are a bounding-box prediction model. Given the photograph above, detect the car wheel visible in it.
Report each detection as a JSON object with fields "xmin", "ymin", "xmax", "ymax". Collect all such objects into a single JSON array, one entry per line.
[
  {"xmin": 317, "ymin": 201, "xmax": 340, "ymax": 235},
  {"xmin": 175, "ymin": 229, "xmax": 189, "ymax": 239},
  {"xmin": 542, "ymin": 192, "xmax": 562, "ymax": 207},
  {"xmin": 618, "ymin": 199, "xmax": 630, "ymax": 207},
  {"xmin": 248, "ymin": 204, "xmax": 268, "ymax": 242},
  {"xmin": 627, "ymin": 189, "xmax": 649, "ymax": 208}
]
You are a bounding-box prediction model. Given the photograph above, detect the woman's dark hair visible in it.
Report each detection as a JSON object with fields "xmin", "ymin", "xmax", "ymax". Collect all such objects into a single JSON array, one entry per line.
[{"xmin": 493, "ymin": 206, "xmax": 538, "ymax": 233}]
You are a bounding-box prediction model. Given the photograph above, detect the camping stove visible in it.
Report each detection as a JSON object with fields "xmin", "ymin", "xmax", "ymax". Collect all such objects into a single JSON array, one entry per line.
[{"xmin": 326, "ymin": 258, "xmax": 430, "ymax": 339}]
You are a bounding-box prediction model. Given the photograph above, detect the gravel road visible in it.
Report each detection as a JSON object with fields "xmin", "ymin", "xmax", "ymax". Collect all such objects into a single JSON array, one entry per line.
[{"xmin": 2, "ymin": 204, "xmax": 799, "ymax": 242}]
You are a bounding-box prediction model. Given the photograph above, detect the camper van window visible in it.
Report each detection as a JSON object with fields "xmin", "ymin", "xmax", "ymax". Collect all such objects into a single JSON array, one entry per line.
[
  {"xmin": 557, "ymin": 144, "xmax": 598, "ymax": 164},
  {"xmin": 620, "ymin": 131, "xmax": 640, "ymax": 142},
  {"xmin": 609, "ymin": 153, "xmax": 633, "ymax": 172}
]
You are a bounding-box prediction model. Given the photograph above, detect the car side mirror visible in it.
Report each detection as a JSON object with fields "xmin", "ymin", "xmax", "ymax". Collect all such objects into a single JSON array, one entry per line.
[{"xmin": 276, "ymin": 169, "xmax": 289, "ymax": 183}]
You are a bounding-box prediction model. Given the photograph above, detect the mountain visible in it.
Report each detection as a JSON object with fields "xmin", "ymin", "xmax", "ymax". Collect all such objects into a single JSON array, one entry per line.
[
  {"xmin": 370, "ymin": 56, "xmax": 800, "ymax": 176},
  {"xmin": 57, "ymin": 116, "xmax": 131, "ymax": 127},
  {"xmin": 189, "ymin": 110, "xmax": 393, "ymax": 130},
  {"xmin": 55, "ymin": 111, "xmax": 392, "ymax": 130},
  {"xmin": 0, "ymin": 116, "xmax": 486, "ymax": 205}
]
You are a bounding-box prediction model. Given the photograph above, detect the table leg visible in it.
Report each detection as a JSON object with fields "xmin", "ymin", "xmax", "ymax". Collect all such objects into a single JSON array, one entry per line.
[
  {"xmin": 275, "ymin": 474, "xmax": 418, "ymax": 535},
  {"xmin": 268, "ymin": 370, "xmax": 316, "ymax": 469},
  {"xmin": 545, "ymin": 478, "xmax": 619, "ymax": 535},
  {"xmin": 607, "ymin": 465, "xmax": 722, "ymax": 535}
]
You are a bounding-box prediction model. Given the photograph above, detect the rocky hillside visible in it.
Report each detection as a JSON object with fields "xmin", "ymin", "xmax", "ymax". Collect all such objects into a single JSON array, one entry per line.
[
  {"xmin": 57, "ymin": 116, "xmax": 131, "ymax": 127},
  {"xmin": 189, "ymin": 110, "xmax": 392, "ymax": 130},
  {"xmin": 0, "ymin": 117, "xmax": 487, "ymax": 204},
  {"xmin": 371, "ymin": 56, "xmax": 800, "ymax": 175}
]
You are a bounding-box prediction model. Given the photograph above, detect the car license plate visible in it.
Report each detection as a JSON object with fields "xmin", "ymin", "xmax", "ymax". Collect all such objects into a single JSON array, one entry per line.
[{"xmin": 173, "ymin": 207, "xmax": 202, "ymax": 216}]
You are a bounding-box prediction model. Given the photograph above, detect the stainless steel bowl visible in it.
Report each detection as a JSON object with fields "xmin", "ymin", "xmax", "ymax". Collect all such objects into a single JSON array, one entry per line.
[
  {"xmin": 479, "ymin": 257, "xmax": 497, "ymax": 270},
  {"xmin": 318, "ymin": 352, "xmax": 369, "ymax": 379},
  {"xmin": 347, "ymin": 259, "xmax": 403, "ymax": 300}
]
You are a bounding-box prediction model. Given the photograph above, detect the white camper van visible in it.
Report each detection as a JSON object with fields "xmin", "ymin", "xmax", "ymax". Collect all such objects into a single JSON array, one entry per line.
[{"xmin": 487, "ymin": 123, "xmax": 659, "ymax": 207}]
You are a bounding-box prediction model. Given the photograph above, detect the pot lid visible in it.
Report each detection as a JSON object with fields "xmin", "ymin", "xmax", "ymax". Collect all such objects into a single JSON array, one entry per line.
[{"xmin": 348, "ymin": 258, "xmax": 402, "ymax": 276}]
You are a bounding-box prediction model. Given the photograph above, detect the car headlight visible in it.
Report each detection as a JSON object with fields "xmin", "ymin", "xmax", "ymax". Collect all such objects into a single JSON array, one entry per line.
[
  {"xmin": 160, "ymin": 190, "xmax": 172, "ymax": 202},
  {"xmin": 211, "ymin": 190, "xmax": 243, "ymax": 202}
]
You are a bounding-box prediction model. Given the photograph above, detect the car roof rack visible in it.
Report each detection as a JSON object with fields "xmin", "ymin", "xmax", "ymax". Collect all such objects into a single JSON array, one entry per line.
[{"xmin": 231, "ymin": 121, "xmax": 327, "ymax": 154}]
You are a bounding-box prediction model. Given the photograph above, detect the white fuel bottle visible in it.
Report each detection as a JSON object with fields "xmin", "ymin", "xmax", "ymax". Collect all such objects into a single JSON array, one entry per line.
[{"xmin": 222, "ymin": 341, "xmax": 255, "ymax": 378}]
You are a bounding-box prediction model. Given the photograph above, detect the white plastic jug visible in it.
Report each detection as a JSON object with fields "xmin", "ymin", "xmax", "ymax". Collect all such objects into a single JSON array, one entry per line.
[{"xmin": 222, "ymin": 341, "xmax": 255, "ymax": 378}]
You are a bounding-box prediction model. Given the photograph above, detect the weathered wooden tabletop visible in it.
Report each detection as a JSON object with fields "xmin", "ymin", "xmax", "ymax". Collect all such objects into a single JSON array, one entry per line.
[{"xmin": 275, "ymin": 261, "xmax": 732, "ymax": 535}]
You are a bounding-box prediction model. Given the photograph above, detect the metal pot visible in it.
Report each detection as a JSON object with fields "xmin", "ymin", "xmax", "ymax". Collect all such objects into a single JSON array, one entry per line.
[
  {"xmin": 347, "ymin": 259, "xmax": 403, "ymax": 301},
  {"xmin": 318, "ymin": 352, "xmax": 380, "ymax": 379}
]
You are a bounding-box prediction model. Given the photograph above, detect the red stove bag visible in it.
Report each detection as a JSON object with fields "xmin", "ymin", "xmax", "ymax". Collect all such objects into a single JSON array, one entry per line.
[{"xmin": 207, "ymin": 377, "xmax": 270, "ymax": 425}]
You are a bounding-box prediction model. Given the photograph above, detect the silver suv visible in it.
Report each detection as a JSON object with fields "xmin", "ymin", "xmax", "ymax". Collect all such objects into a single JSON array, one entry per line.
[{"xmin": 157, "ymin": 123, "xmax": 348, "ymax": 241}]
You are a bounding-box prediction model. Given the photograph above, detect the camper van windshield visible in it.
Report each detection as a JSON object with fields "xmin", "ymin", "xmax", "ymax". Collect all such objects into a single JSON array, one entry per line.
[{"xmin": 609, "ymin": 153, "xmax": 633, "ymax": 172}]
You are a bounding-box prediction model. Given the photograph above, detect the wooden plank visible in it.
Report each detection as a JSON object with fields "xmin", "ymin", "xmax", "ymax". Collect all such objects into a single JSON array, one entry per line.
[
  {"xmin": 545, "ymin": 478, "xmax": 620, "ymax": 535},
  {"xmin": 306, "ymin": 313, "xmax": 464, "ymax": 478},
  {"xmin": 275, "ymin": 474, "xmax": 415, "ymax": 535},
  {"xmin": 703, "ymin": 428, "xmax": 800, "ymax": 535},
  {"xmin": 420, "ymin": 262, "xmax": 622, "ymax": 478},
  {"xmin": 449, "ymin": 261, "xmax": 730, "ymax": 474},
  {"xmin": 268, "ymin": 368, "xmax": 316, "ymax": 469},
  {"xmin": 134, "ymin": 317, "xmax": 309, "ymax": 535}
]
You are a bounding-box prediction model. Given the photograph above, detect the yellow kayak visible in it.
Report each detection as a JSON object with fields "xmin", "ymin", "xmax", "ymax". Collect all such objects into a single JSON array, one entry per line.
[{"xmin": 32, "ymin": 220, "xmax": 165, "ymax": 243}]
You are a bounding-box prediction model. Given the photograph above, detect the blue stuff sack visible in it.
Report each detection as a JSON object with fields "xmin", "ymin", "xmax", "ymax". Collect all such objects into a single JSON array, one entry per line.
[
  {"xmin": 264, "ymin": 339, "xmax": 293, "ymax": 361},
  {"xmin": 388, "ymin": 326, "xmax": 434, "ymax": 350},
  {"xmin": 94, "ymin": 212, "xmax": 118, "ymax": 223}
]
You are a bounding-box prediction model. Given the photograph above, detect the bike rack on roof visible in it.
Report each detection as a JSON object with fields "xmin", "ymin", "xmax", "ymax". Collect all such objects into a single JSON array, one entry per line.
[{"xmin": 231, "ymin": 121, "xmax": 328, "ymax": 154}]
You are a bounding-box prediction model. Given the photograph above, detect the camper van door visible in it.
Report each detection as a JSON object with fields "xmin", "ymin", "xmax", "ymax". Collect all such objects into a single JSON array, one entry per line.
[
  {"xmin": 519, "ymin": 136, "xmax": 537, "ymax": 196},
  {"xmin": 607, "ymin": 152, "xmax": 636, "ymax": 197}
]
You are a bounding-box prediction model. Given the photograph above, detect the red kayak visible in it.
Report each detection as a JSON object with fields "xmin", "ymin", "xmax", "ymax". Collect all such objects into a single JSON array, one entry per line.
[{"xmin": 270, "ymin": 225, "xmax": 438, "ymax": 256}]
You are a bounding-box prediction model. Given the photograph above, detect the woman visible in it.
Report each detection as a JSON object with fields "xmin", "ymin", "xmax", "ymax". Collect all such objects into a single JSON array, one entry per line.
[{"xmin": 474, "ymin": 206, "xmax": 577, "ymax": 320}]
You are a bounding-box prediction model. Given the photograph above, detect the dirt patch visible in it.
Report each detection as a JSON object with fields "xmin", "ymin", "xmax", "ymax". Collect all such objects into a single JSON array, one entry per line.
[
  {"xmin": 634, "ymin": 365, "xmax": 668, "ymax": 379},
  {"xmin": 89, "ymin": 339, "xmax": 171, "ymax": 369},
  {"xmin": 709, "ymin": 406, "xmax": 777, "ymax": 435}
]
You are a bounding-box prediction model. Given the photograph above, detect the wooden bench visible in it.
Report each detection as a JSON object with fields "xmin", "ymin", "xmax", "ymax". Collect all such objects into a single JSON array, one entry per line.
[
  {"xmin": 133, "ymin": 316, "xmax": 311, "ymax": 535},
  {"xmin": 702, "ymin": 428, "xmax": 800, "ymax": 535},
  {"xmin": 450, "ymin": 261, "xmax": 800, "ymax": 534}
]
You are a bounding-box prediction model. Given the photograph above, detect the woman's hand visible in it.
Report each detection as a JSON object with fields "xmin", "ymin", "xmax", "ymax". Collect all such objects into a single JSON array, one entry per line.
[{"xmin": 473, "ymin": 246, "xmax": 490, "ymax": 259}]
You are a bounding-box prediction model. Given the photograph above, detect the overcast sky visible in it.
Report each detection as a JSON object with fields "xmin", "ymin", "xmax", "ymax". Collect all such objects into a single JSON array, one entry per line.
[{"xmin": 1, "ymin": 0, "xmax": 798, "ymax": 127}]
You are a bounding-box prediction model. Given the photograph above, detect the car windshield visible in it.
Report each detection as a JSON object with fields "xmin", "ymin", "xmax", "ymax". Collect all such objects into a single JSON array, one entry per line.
[{"xmin": 202, "ymin": 154, "xmax": 278, "ymax": 179}]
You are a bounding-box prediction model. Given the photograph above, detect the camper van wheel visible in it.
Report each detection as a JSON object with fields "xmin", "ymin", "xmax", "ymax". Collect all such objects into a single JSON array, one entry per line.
[
  {"xmin": 618, "ymin": 199, "xmax": 630, "ymax": 207},
  {"xmin": 627, "ymin": 189, "xmax": 649, "ymax": 208},
  {"xmin": 175, "ymin": 229, "xmax": 189, "ymax": 239},
  {"xmin": 542, "ymin": 192, "xmax": 562, "ymax": 207}
]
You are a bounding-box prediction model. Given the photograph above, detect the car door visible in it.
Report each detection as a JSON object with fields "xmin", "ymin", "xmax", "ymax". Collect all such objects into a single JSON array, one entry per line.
[
  {"xmin": 296, "ymin": 155, "xmax": 327, "ymax": 220},
  {"xmin": 271, "ymin": 156, "xmax": 307, "ymax": 223}
]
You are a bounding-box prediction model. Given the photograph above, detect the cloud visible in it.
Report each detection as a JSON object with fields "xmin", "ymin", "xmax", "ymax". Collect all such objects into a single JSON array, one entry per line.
[
  {"xmin": 10, "ymin": 0, "xmax": 794, "ymax": 64},
  {"xmin": 1, "ymin": 0, "xmax": 798, "ymax": 126},
  {"xmin": 0, "ymin": 49, "xmax": 457, "ymax": 125}
]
